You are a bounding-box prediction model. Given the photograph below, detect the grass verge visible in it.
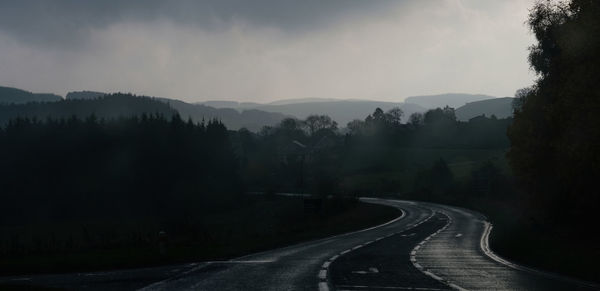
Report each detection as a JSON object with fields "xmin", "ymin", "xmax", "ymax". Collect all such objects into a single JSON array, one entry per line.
[{"xmin": 0, "ymin": 196, "xmax": 400, "ymax": 275}]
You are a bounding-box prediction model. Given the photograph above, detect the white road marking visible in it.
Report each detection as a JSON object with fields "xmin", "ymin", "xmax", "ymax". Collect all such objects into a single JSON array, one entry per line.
[
  {"xmin": 455, "ymin": 233, "xmax": 462, "ymax": 238},
  {"xmin": 336, "ymin": 285, "xmax": 446, "ymax": 290},
  {"xmin": 208, "ymin": 260, "xmax": 274, "ymax": 264},
  {"xmin": 409, "ymin": 211, "xmax": 468, "ymax": 291},
  {"xmin": 319, "ymin": 281, "xmax": 330, "ymax": 291},
  {"xmin": 478, "ymin": 221, "xmax": 600, "ymax": 289},
  {"xmin": 351, "ymin": 267, "xmax": 379, "ymax": 274},
  {"xmin": 318, "ymin": 269, "xmax": 327, "ymax": 279},
  {"xmin": 322, "ymin": 261, "xmax": 331, "ymax": 268}
]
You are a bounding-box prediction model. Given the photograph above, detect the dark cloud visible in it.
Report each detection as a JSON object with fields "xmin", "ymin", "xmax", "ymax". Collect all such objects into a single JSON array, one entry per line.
[{"xmin": 0, "ymin": 0, "xmax": 398, "ymax": 47}]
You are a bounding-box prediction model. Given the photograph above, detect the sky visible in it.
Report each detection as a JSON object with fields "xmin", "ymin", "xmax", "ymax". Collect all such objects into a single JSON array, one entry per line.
[{"xmin": 0, "ymin": 0, "xmax": 537, "ymax": 103}]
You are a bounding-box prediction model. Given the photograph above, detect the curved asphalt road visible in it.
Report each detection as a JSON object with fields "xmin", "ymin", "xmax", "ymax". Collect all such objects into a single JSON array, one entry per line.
[{"xmin": 1, "ymin": 199, "xmax": 598, "ymax": 290}]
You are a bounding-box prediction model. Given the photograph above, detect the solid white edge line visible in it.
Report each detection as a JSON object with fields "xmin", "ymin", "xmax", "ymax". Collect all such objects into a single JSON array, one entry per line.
[
  {"xmin": 409, "ymin": 211, "xmax": 468, "ymax": 291},
  {"xmin": 480, "ymin": 221, "xmax": 600, "ymax": 289}
]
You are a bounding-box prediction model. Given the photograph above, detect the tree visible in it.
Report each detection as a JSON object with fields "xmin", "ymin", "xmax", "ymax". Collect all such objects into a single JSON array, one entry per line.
[
  {"xmin": 385, "ymin": 107, "xmax": 404, "ymax": 125},
  {"xmin": 304, "ymin": 115, "xmax": 338, "ymax": 136},
  {"xmin": 414, "ymin": 158, "xmax": 455, "ymax": 200},
  {"xmin": 408, "ymin": 113, "xmax": 424, "ymax": 127},
  {"xmin": 346, "ymin": 119, "xmax": 365, "ymax": 135},
  {"xmin": 508, "ymin": 0, "xmax": 600, "ymax": 221},
  {"xmin": 423, "ymin": 106, "xmax": 456, "ymax": 125}
]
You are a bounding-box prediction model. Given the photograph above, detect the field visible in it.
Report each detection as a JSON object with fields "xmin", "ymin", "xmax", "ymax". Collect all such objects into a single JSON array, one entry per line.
[{"xmin": 0, "ymin": 195, "xmax": 399, "ymax": 275}]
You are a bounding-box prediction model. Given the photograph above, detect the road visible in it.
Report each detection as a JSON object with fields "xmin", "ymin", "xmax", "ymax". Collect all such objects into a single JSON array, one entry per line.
[{"xmin": 1, "ymin": 199, "xmax": 598, "ymax": 290}]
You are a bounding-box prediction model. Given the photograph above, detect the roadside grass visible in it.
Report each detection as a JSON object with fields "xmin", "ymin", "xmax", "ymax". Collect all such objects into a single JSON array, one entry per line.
[
  {"xmin": 340, "ymin": 147, "xmax": 509, "ymax": 195},
  {"xmin": 466, "ymin": 198, "xmax": 600, "ymax": 283},
  {"xmin": 489, "ymin": 215, "xmax": 600, "ymax": 283},
  {"xmin": 342, "ymin": 147, "xmax": 507, "ymax": 176},
  {"xmin": 345, "ymin": 144, "xmax": 600, "ymax": 284},
  {"xmin": 0, "ymin": 196, "xmax": 400, "ymax": 275}
]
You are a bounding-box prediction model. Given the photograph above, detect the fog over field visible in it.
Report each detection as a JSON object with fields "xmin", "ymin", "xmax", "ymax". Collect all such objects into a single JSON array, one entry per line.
[{"xmin": 0, "ymin": 0, "xmax": 534, "ymax": 103}]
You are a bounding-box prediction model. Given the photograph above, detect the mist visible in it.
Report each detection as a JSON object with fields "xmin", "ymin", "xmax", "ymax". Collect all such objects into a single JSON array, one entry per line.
[{"xmin": 0, "ymin": 0, "xmax": 535, "ymax": 103}]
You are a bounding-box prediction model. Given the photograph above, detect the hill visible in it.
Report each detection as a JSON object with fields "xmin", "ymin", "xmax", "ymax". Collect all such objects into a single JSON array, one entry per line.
[
  {"xmin": 159, "ymin": 98, "xmax": 289, "ymax": 131},
  {"xmin": 201, "ymin": 100, "xmax": 427, "ymax": 127},
  {"xmin": 66, "ymin": 91, "xmax": 106, "ymax": 100},
  {"xmin": 201, "ymin": 100, "xmax": 264, "ymax": 109},
  {"xmin": 455, "ymin": 97, "xmax": 514, "ymax": 121},
  {"xmin": 267, "ymin": 98, "xmax": 340, "ymax": 105},
  {"xmin": 0, "ymin": 86, "xmax": 62, "ymax": 104},
  {"xmin": 0, "ymin": 94, "xmax": 177, "ymax": 125},
  {"xmin": 0, "ymin": 86, "xmax": 289, "ymax": 131},
  {"xmin": 404, "ymin": 93, "xmax": 496, "ymax": 109}
]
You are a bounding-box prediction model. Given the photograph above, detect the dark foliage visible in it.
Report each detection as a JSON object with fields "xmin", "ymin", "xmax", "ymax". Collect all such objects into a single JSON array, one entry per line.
[
  {"xmin": 0, "ymin": 93, "xmax": 177, "ymax": 126},
  {"xmin": 236, "ymin": 107, "xmax": 511, "ymax": 196},
  {"xmin": 0, "ymin": 115, "xmax": 241, "ymax": 228},
  {"xmin": 508, "ymin": 0, "xmax": 600, "ymax": 224},
  {"xmin": 0, "ymin": 86, "xmax": 62, "ymax": 104}
]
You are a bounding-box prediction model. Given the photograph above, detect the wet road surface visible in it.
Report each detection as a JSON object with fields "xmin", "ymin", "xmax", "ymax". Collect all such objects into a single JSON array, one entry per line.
[{"xmin": 1, "ymin": 199, "xmax": 598, "ymax": 290}]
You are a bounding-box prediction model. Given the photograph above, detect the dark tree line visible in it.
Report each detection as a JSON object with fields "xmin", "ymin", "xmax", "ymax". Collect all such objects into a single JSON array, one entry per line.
[
  {"xmin": 0, "ymin": 114, "xmax": 241, "ymax": 227},
  {"xmin": 508, "ymin": 0, "xmax": 600, "ymax": 226},
  {"xmin": 233, "ymin": 106, "xmax": 512, "ymax": 198},
  {"xmin": 345, "ymin": 106, "xmax": 511, "ymax": 149},
  {"xmin": 0, "ymin": 93, "xmax": 177, "ymax": 126}
]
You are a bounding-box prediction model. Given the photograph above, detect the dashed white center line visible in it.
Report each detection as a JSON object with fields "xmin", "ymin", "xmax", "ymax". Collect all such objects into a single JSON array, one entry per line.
[
  {"xmin": 336, "ymin": 285, "xmax": 446, "ymax": 290},
  {"xmin": 318, "ymin": 282, "xmax": 329, "ymax": 291},
  {"xmin": 318, "ymin": 269, "xmax": 327, "ymax": 280}
]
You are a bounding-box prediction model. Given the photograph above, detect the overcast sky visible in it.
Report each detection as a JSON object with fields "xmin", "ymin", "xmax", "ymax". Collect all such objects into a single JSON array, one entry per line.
[{"xmin": 0, "ymin": 0, "xmax": 536, "ymax": 103}]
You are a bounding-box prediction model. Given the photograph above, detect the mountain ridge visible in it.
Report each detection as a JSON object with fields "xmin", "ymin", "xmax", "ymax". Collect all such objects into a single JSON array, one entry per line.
[{"xmin": 0, "ymin": 86, "xmax": 63, "ymax": 104}]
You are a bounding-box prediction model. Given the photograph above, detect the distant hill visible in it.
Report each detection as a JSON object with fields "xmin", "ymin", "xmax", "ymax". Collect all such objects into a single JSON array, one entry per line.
[
  {"xmin": 267, "ymin": 98, "xmax": 340, "ymax": 105},
  {"xmin": 66, "ymin": 91, "xmax": 106, "ymax": 100},
  {"xmin": 200, "ymin": 99, "xmax": 427, "ymax": 127},
  {"xmin": 159, "ymin": 98, "xmax": 289, "ymax": 131},
  {"xmin": 455, "ymin": 97, "xmax": 514, "ymax": 121},
  {"xmin": 0, "ymin": 93, "xmax": 177, "ymax": 126},
  {"xmin": 0, "ymin": 86, "xmax": 62, "ymax": 104},
  {"xmin": 200, "ymin": 100, "xmax": 263, "ymax": 109},
  {"xmin": 0, "ymin": 86, "xmax": 288, "ymax": 131},
  {"xmin": 251, "ymin": 101, "xmax": 426, "ymax": 126},
  {"xmin": 404, "ymin": 93, "xmax": 496, "ymax": 109}
]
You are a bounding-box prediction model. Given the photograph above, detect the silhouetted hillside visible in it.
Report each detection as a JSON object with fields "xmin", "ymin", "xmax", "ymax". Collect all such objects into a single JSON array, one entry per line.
[
  {"xmin": 160, "ymin": 98, "xmax": 290, "ymax": 131},
  {"xmin": 404, "ymin": 93, "xmax": 496, "ymax": 109},
  {"xmin": 268, "ymin": 98, "xmax": 340, "ymax": 105},
  {"xmin": 202, "ymin": 100, "xmax": 427, "ymax": 126},
  {"xmin": 0, "ymin": 86, "xmax": 62, "ymax": 104},
  {"xmin": 0, "ymin": 86, "xmax": 289, "ymax": 131},
  {"xmin": 456, "ymin": 97, "xmax": 514, "ymax": 121},
  {"xmin": 66, "ymin": 91, "xmax": 105, "ymax": 100},
  {"xmin": 0, "ymin": 93, "xmax": 176, "ymax": 125},
  {"xmin": 201, "ymin": 100, "xmax": 263, "ymax": 109}
]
